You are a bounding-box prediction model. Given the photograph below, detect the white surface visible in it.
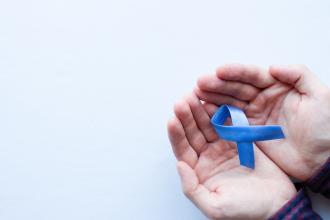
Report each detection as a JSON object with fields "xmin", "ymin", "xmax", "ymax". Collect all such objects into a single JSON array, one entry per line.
[{"xmin": 0, "ymin": 0, "xmax": 330, "ymax": 219}]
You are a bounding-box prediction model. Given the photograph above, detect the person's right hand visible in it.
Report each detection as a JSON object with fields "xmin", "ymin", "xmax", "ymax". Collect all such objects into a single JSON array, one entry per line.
[
  {"xmin": 196, "ymin": 64, "xmax": 330, "ymax": 181},
  {"xmin": 167, "ymin": 93, "xmax": 296, "ymax": 220}
]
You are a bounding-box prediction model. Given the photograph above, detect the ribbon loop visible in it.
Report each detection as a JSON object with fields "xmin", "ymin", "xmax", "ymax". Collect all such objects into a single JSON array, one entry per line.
[{"xmin": 211, "ymin": 105, "xmax": 285, "ymax": 169}]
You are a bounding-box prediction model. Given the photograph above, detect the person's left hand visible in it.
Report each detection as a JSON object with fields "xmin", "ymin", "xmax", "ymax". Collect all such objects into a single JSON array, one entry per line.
[
  {"xmin": 195, "ymin": 64, "xmax": 330, "ymax": 181},
  {"xmin": 167, "ymin": 93, "xmax": 296, "ymax": 220}
]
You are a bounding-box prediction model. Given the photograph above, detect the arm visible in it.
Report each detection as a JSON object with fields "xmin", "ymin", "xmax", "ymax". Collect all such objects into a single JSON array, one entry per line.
[{"xmin": 306, "ymin": 157, "xmax": 330, "ymax": 199}]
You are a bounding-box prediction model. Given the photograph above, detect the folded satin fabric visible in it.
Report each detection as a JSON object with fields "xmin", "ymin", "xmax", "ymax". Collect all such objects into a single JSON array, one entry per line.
[{"xmin": 211, "ymin": 105, "xmax": 285, "ymax": 169}]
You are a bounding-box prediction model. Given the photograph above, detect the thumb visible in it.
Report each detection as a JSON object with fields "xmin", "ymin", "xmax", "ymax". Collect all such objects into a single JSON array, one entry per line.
[
  {"xmin": 177, "ymin": 161, "xmax": 199, "ymax": 193},
  {"xmin": 177, "ymin": 161, "xmax": 219, "ymax": 218},
  {"xmin": 269, "ymin": 65, "xmax": 324, "ymax": 95}
]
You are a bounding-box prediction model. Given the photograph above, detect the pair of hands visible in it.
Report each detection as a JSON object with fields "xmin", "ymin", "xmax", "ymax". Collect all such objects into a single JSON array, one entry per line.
[{"xmin": 167, "ymin": 64, "xmax": 330, "ymax": 219}]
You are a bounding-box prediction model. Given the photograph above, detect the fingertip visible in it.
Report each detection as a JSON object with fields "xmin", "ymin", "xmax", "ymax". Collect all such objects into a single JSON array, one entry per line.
[
  {"xmin": 186, "ymin": 92, "xmax": 201, "ymax": 109},
  {"xmin": 269, "ymin": 65, "xmax": 281, "ymax": 78},
  {"xmin": 203, "ymin": 102, "xmax": 218, "ymax": 117},
  {"xmin": 197, "ymin": 74, "xmax": 219, "ymax": 91},
  {"xmin": 269, "ymin": 64, "xmax": 301, "ymax": 85},
  {"xmin": 292, "ymin": 64, "xmax": 311, "ymax": 72},
  {"xmin": 193, "ymin": 87, "xmax": 201, "ymax": 94},
  {"xmin": 194, "ymin": 89, "xmax": 248, "ymax": 109},
  {"xmin": 269, "ymin": 64, "xmax": 287, "ymax": 75},
  {"xmin": 175, "ymin": 94, "xmax": 199, "ymax": 119},
  {"xmin": 196, "ymin": 74, "xmax": 209, "ymax": 89},
  {"xmin": 173, "ymin": 99, "xmax": 189, "ymax": 116},
  {"xmin": 193, "ymin": 87, "xmax": 204, "ymax": 99},
  {"xmin": 269, "ymin": 64, "xmax": 280, "ymax": 71},
  {"xmin": 167, "ymin": 117, "xmax": 179, "ymax": 133},
  {"xmin": 217, "ymin": 63, "xmax": 273, "ymax": 88},
  {"xmin": 269, "ymin": 64, "xmax": 323, "ymax": 96},
  {"xmin": 216, "ymin": 63, "xmax": 242, "ymax": 79},
  {"xmin": 270, "ymin": 64, "xmax": 310, "ymax": 75}
]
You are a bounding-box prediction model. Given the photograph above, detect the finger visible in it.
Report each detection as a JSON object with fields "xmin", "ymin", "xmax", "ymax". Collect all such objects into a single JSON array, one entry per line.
[
  {"xmin": 194, "ymin": 88, "xmax": 248, "ymax": 110},
  {"xmin": 203, "ymin": 102, "xmax": 218, "ymax": 118},
  {"xmin": 167, "ymin": 118, "xmax": 198, "ymax": 167},
  {"xmin": 216, "ymin": 63, "xmax": 274, "ymax": 88},
  {"xmin": 269, "ymin": 64, "xmax": 324, "ymax": 95},
  {"xmin": 186, "ymin": 93, "xmax": 218, "ymax": 142},
  {"xmin": 177, "ymin": 161, "xmax": 219, "ymax": 218},
  {"xmin": 174, "ymin": 99, "xmax": 207, "ymax": 154},
  {"xmin": 197, "ymin": 74, "xmax": 260, "ymax": 101}
]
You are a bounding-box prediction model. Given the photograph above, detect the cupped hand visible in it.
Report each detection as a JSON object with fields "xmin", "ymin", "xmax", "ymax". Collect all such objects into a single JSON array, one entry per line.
[
  {"xmin": 196, "ymin": 64, "xmax": 330, "ymax": 181},
  {"xmin": 167, "ymin": 93, "xmax": 296, "ymax": 220}
]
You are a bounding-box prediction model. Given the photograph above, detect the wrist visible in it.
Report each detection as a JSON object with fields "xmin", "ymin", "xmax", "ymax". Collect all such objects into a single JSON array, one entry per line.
[
  {"xmin": 307, "ymin": 148, "xmax": 330, "ymax": 180},
  {"xmin": 268, "ymin": 188, "xmax": 321, "ymax": 220},
  {"xmin": 306, "ymin": 156, "xmax": 330, "ymax": 198},
  {"xmin": 265, "ymin": 187, "xmax": 297, "ymax": 219}
]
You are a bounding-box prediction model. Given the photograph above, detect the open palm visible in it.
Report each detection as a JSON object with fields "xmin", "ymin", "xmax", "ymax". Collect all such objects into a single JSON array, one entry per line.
[
  {"xmin": 167, "ymin": 93, "xmax": 295, "ymax": 220},
  {"xmin": 196, "ymin": 64, "xmax": 330, "ymax": 181}
]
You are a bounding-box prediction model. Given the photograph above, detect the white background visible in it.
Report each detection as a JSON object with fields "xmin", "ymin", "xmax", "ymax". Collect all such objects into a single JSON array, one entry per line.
[{"xmin": 1, "ymin": 0, "xmax": 330, "ymax": 219}]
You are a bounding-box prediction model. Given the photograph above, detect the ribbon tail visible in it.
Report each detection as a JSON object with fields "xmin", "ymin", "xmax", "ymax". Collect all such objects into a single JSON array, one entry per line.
[{"xmin": 237, "ymin": 142, "xmax": 254, "ymax": 169}]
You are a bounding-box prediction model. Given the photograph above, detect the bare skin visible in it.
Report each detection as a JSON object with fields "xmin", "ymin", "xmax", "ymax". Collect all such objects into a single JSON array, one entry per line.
[
  {"xmin": 167, "ymin": 93, "xmax": 296, "ymax": 220},
  {"xmin": 196, "ymin": 64, "xmax": 330, "ymax": 181}
]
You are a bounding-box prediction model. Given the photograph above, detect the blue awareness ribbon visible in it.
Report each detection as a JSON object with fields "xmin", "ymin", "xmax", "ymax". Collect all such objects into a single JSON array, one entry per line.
[{"xmin": 211, "ymin": 105, "xmax": 285, "ymax": 169}]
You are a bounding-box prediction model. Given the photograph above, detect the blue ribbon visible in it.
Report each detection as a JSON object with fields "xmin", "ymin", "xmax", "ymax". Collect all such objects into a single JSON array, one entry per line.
[{"xmin": 211, "ymin": 105, "xmax": 285, "ymax": 169}]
